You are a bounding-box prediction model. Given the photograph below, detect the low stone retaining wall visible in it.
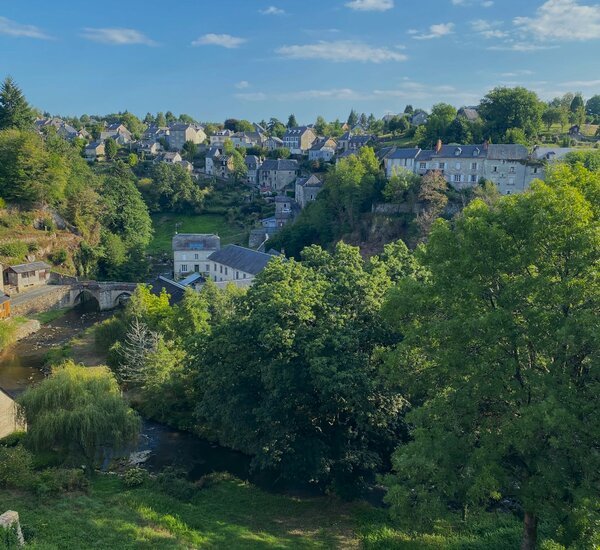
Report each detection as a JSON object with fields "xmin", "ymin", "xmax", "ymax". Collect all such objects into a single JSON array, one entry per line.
[{"xmin": 10, "ymin": 287, "xmax": 72, "ymax": 317}]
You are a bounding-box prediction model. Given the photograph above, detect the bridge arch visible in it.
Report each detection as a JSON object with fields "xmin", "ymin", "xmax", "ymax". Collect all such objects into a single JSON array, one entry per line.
[
  {"xmin": 73, "ymin": 289, "xmax": 100, "ymax": 312},
  {"xmin": 113, "ymin": 291, "xmax": 133, "ymax": 308}
]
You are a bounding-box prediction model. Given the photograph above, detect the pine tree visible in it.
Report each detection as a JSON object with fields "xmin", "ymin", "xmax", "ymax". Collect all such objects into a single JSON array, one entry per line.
[
  {"xmin": 116, "ymin": 317, "xmax": 159, "ymax": 385},
  {"xmin": 287, "ymin": 114, "xmax": 298, "ymax": 128},
  {"xmin": 0, "ymin": 77, "xmax": 34, "ymax": 130}
]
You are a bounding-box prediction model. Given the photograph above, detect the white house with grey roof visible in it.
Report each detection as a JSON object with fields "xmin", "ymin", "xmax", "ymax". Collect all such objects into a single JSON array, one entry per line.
[
  {"xmin": 295, "ymin": 174, "xmax": 324, "ymax": 208},
  {"xmin": 172, "ymin": 234, "xmax": 221, "ymax": 278},
  {"xmin": 207, "ymin": 244, "xmax": 275, "ymax": 283}
]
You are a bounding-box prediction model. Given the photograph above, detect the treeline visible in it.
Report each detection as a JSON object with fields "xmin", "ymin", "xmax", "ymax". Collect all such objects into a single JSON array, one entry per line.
[{"xmin": 97, "ymin": 158, "xmax": 600, "ymax": 549}]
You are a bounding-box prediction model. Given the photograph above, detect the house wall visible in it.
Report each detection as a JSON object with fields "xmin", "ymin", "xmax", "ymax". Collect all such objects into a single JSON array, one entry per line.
[
  {"xmin": 484, "ymin": 160, "xmax": 540, "ymax": 195},
  {"xmin": 209, "ymin": 261, "xmax": 254, "ymax": 283},
  {"xmin": 0, "ymin": 390, "xmax": 24, "ymax": 439},
  {"xmin": 8, "ymin": 269, "xmax": 49, "ymax": 292},
  {"xmin": 174, "ymin": 250, "xmax": 215, "ymax": 277}
]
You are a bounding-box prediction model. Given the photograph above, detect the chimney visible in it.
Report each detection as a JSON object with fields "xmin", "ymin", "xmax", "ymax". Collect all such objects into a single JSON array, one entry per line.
[
  {"xmin": 483, "ymin": 140, "xmax": 489, "ymax": 151},
  {"xmin": 435, "ymin": 139, "xmax": 442, "ymax": 153}
]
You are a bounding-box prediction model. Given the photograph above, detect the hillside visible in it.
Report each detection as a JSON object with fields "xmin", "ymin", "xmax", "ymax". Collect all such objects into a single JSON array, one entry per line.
[{"xmin": 0, "ymin": 206, "xmax": 82, "ymax": 274}]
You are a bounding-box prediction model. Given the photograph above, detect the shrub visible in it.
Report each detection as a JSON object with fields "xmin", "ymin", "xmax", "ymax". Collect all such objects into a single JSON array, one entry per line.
[
  {"xmin": 0, "ymin": 446, "xmax": 35, "ymax": 489},
  {"xmin": 0, "ymin": 241, "xmax": 28, "ymax": 259},
  {"xmin": 0, "ymin": 431, "xmax": 26, "ymax": 448},
  {"xmin": 0, "ymin": 198, "xmax": 6, "ymax": 209},
  {"xmin": 0, "ymin": 523, "xmax": 21, "ymax": 549},
  {"xmin": 48, "ymin": 248, "xmax": 68, "ymax": 265},
  {"xmin": 123, "ymin": 466, "xmax": 149, "ymax": 488},
  {"xmin": 195, "ymin": 471, "xmax": 235, "ymax": 489},
  {"xmin": 27, "ymin": 242, "xmax": 39, "ymax": 253},
  {"xmin": 94, "ymin": 317, "xmax": 126, "ymax": 352},
  {"xmin": 34, "ymin": 468, "xmax": 90, "ymax": 496},
  {"xmin": 39, "ymin": 217, "xmax": 56, "ymax": 231},
  {"xmin": 155, "ymin": 468, "xmax": 196, "ymax": 501}
]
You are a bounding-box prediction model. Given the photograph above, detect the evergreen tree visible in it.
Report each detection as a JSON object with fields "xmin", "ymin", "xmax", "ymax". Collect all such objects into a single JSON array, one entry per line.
[
  {"xmin": 287, "ymin": 114, "xmax": 298, "ymax": 128},
  {"xmin": 347, "ymin": 109, "xmax": 359, "ymax": 127},
  {"xmin": 0, "ymin": 77, "xmax": 34, "ymax": 130}
]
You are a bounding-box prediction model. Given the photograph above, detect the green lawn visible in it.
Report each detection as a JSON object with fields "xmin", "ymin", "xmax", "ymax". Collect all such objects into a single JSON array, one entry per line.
[
  {"xmin": 0, "ymin": 476, "xmax": 362, "ymax": 549},
  {"xmin": 149, "ymin": 213, "xmax": 248, "ymax": 256}
]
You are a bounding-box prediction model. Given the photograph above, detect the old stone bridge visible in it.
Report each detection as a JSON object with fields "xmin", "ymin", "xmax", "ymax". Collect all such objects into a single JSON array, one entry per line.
[
  {"xmin": 9, "ymin": 281, "xmax": 138, "ymax": 317},
  {"xmin": 69, "ymin": 281, "xmax": 137, "ymax": 311}
]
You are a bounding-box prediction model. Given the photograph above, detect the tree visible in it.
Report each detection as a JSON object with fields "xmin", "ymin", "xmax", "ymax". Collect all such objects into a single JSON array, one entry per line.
[
  {"xmin": 542, "ymin": 106, "xmax": 565, "ymax": 131},
  {"xmin": 104, "ymin": 137, "xmax": 118, "ymax": 160},
  {"xmin": 232, "ymin": 149, "xmax": 248, "ymax": 182},
  {"xmin": 417, "ymin": 103, "xmax": 457, "ymax": 148},
  {"xmin": 182, "ymin": 140, "xmax": 198, "ymax": 162},
  {"xmin": 347, "ymin": 109, "xmax": 359, "ymax": 127},
  {"xmin": 415, "ymin": 170, "xmax": 447, "ymax": 240},
  {"xmin": 144, "ymin": 162, "xmax": 206, "ymax": 213},
  {"xmin": 503, "ymin": 127, "xmax": 528, "ymax": 145},
  {"xmin": 586, "ymin": 95, "xmax": 600, "ymax": 118},
  {"xmin": 165, "ymin": 111, "xmax": 176, "ymax": 125},
  {"xmin": 570, "ymin": 93, "xmax": 584, "ymax": 113},
  {"xmin": 384, "ymin": 168, "xmax": 420, "ymax": 203},
  {"xmin": 127, "ymin": 153, "xmax": 138, "ymax": 167},
  {"xmin": 116, "ymin": 317, "xmax": 159, "ymax": 385},
  {"xmin": 287, "ymin": 114, "xmax": 298, "ymax": 128},
  {"xmin": 156, "ymin": 112, "xmax": 167, "ymax": 127},
  {"xmin": 268, "ymin": 118, "xmax": 286, "ymax": 138},
  {"xmin": 197, "ymin": 245, "xmax": 408, "ymax": 494},
  {"xmin": 359, "ymin": 112, "xmax": 368, "ymax": 128},
  {"xmin": 0, "ymin": 77, "xmax": 34, "ymax": 130},
  {"xmin": 314, "ymin": 115, "xmax": 328, "ymax": 135},
  {"xmin": 479, "ymin": 87, "xmax": 544, "ymax": 141},
  {"xmin": 404, "ymin": 105, "xmax": 414, "ymax": 115},
  {"xmin": 18, "ymin": 361, "xmax": 140, "ymax": 471},
  {"xmin": 384, "ymin": 175, "xmax": 600, "ymax": 549}
]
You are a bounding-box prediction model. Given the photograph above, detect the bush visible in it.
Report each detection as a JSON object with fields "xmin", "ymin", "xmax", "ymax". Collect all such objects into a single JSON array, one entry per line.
[
  {"xmin": 0, "ymin": 446, "xmax": 35, "ymax": 489},
  {"xmin": 0, "ymin": 431, "xmax": 26, "ymax": 448},
  {"xmin": 27, "ymin": 242, "xmax": 39, "ymax": 253},
  {"xmin": 155, "ymin": 468, "xmax": 196, "ymax": 501},
  {"xmin": 94, "ymin": 317, "xmax": 126, "ymax": 353},
  {"xmin": 33, "ymin": 468, "xmax": 90, "ymax": 496},
  {"xmin": 195, "ymin": 471, "xmax": 235, "ymax": 489},
  {"xmin": 0, "ymin": 523, "xmax": 21, "ymax": 549},
  {"xmin": 48, "ymin": 248, "xmax": 68, "ymax": 265},
  {"xmin": 0, "ymin": 241, "xmax": 28, "ymax": 259},
  {"xmin": 39, "ymin": 217, "xmax": 56, "ymax": 231},
  {"xmin": 123, "ymin": 466, "xmax": 149, "ymax": 488}
]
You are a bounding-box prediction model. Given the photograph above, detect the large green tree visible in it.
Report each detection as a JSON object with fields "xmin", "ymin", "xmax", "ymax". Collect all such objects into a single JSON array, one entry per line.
[
  {"xmin": 197, "ymin": 243, "xmax": 413, "ymax": 494},
  {"xmin": 479, "ymin": 87, "xmax": 544, "ymax": 141},
  {"xmin": 0, "ymin": 77, "xmax": 34, "ymax": 130},
  {"xmin": 384, "ymin": 171, "xmax": 600, "ymax": 549},
  {"xmin": 19, "ymin": 361, "xmax": 140, "ymax": 471}
]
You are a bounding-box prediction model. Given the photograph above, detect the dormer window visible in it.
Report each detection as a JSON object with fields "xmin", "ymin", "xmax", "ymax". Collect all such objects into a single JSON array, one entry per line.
[
  {"xmin": 473, "ymin": 148, "xmax": 480, "ymax": 156},
  {"xmin": 455, "ymin": 147, "xmax": 462, "ymax": 156}
]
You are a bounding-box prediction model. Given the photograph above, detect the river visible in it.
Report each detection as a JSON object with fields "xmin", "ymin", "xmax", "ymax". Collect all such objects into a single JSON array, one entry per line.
[{"xmin": 0, "ymin": 307, "xmax": 258, "ymax": 486}]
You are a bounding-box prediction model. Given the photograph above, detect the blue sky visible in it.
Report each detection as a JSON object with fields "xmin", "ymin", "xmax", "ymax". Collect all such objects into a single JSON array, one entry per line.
[{"xmin": 2, "ymin": 0, "xmax": 600, "ymax": 123}]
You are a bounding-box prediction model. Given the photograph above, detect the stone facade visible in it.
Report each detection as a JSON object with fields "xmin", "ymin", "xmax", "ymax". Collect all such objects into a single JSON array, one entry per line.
[{"xmin": 0, "ymin": 390, "xmax": 25, "ymax": 439}]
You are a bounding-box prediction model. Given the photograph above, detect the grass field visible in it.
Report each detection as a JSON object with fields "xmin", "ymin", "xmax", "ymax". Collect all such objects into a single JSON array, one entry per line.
[
  {"xmin": 0, "ymin": 474, "xmax": 534, "ymax": 549},
  {"xmin": 149, "ymin": 213, "xmax": 248, "ymax": 256},
  {"xmin": 32, "ymin": 308, "xmax": 71, "ymax": 325}
]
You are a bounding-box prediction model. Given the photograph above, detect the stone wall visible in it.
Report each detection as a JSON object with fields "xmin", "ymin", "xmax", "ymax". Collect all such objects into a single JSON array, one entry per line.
[
  {"xmin": 0, "ymin": 390, "xmax": 24, "ymax": 439},
  {"xmin": 10, "ymin": 286, "xmax": 72, "ymax": 317}
]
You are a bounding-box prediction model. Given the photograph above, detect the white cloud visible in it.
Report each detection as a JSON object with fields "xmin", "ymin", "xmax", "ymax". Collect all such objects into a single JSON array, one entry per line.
[
  {"xmin": 81, "ymin": 27, "xmax": 156, "ymax": 46},
  {"xmin": 276, "ymin": 40, "xmax": 407, "ymax": 62},
  {"xmin": 235, "ymin": 80, "xmax": 250, "ymax": 89},
  {"xmin": 235, "ymin": 88, "xmax": 370, "ymax": 101},
  {"xmin": 452, "ymin": 0, "xmax": 494, "ymax": 6},
  {"xmin": 500, "ymin": 69, "xmax": 534, "ymax": 77},
  {"xmin": 470, "ymin": 19, "xmax": 508, "ymax": 38},
  {"xmin": 559, "ymin": 78, "xmax": 600, "ymax": 87},
  {"xmin": 260, "ymin": 6, "xmax": 285, "ymax": 15},
  {"xmin": 192, "ymin": 34, "xmax": 246, "ymax": 48},
  {"xmin": 0, "ymin": 16, "xmax": 51, "ymax": 39},
  {"xmin": 411, "ymin": 22, "xmax": 455, "ymax": 40},
  {"xmin": 345, "ymin": 0, "xmax": 394, "ymax": 11},
  {"xmin": 487, "ymin": 41, "xmax": 557, "ymax": 51},
  {"xmin": 514, "ymin": 0, "xmax": 600, "ymax": 41}
]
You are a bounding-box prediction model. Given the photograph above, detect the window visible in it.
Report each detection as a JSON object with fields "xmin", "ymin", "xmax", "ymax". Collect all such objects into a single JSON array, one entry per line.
[
  {"xmin": 225, "ymin": 267, "xmax": 228, "ymax": 276},
  {"xmin": 438, "ymin": 162, "xmax": 446, "ymax": 170},
  {"xmin": 492, "ymin": 166, "xmax": 498, "ymax": 172},
  {"xmin": 471, "ymin": 162, "xmax": 477, "ymax": 170},
  {"xmin": 419, "ymin": 162, "xmax": 426, "ymax": 169},
  {"xmin": 194, "ymin": 254, "xmax": 199, "ymax": 260},
  {"xmin": 508, "ymin": 177, "xmax": 515, "ymax": 185},
  {"xmin": 243, "ymin": 273, "xmax": 246, "ymax": 279},
  {"xmin": 533, "ymin": 167, "xmax": 539, "ymax": 174},
  {"xmin": 181, "ymin": 265, "xmax": 188, "ymax": 273},
  {"xmin": 194, "ymin": 264, "xmax": 199, "ymax": 272},
  {"xmin": 220, "ymin": 265, "xmax": 223, "ymax": 274},
  {"xmin": 455, "ymin": 163, "xmax": 461, "ymax": 170},
  {"xmin": 509, "ymin": 166, "xmax": 515, "ymax": 173},
  {"xmin": 206, "ymin": 264, "xmax": 210, "ymax": 272},
  {"xmin": 470, "ymin": 175, "xmax": 477, "ymax": 183},
  {"xmin": 453, "ymin": 174, "xmax": 462, "ymax": 183}
]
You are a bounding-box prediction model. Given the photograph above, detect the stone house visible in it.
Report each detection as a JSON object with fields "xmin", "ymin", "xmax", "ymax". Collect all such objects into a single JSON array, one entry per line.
[
  {"xmin": 427, "ymin": 141, "xmax": 487, "ymax": 188},
  {"xmin": 84, "ymin": 141, "xmax": 105, "ymax": 162},
  {"xmin": 100, "ymin": 123, "xmax": 133, "ymax": 145},
  {"xmin": 283, "ymin": 127, "xmax": 317, "ymax": 155},
  {"xmin": 411, "ymin": 112, "xmax": 428, "ymax": 126},
  {"xmin": 137, "ymin": 141, "xmax": 162, "ymax": 157},
  {"xmin": 308, "ymin": 138, "xmax": 337, "ymax": 162},
  {"xmin": 172, "ymin": 234, "xmax": 221, "ymax": 278},
  {"xmin": 205, "ymin": 147, "xmax": 222, "ymax": 176},
  {"xmin": 209, "ymin": 129, "xmax": 234, "ymax": 147},
  {"xmin": 381, "ymin": 147, "xmax": 424, "ymax": 178},
  {"xmin": 231, "ymin": 131, "xmax": 265, "ymax": 149},
  {"xmin": 295, "ymin": 174, "xmax": 324, "ymax": 208},
  {"xmin": 215, "ymin": 155, "xmax": 235, "ymax": 179},
  {"xmin": 265, "ymin": 136, "xmax": 284, "ymax": 151},
  {"xmin": 274, "ymin": 196, "xmax": 299, "ymax": 228},
  {"xmin": 338, "ymin": 132, "xmax": 373, "ymax": 153},
  {"xmin": 207, "ymin": 244, "xmax": 274, "ymax": 283},
  {"xmin": 257, "ymin": 159, "xmax": 299, "ymax": 191},
  {"xmin": 5, "ymin": 261, "xmax": 51, "ymax": 293},
  {"xmin": 484, "ymin": 144, "xmax": 540, "ymax": 195},
  {"xmin": 167, "ymin": 124, "xmax": 207, "ymax": 151},
  {"xmin": 245, "ymin": 155, "xmax": 262, "ymax": 185},
  {"xmin": 156, "ymin": 151, "xmax": 183, "ymax": 164}
]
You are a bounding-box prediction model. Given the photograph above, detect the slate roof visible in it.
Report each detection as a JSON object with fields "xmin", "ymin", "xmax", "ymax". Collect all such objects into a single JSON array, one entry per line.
[
  {"xmin": 432, "ymin": 144, "xmax": 486, "ymax": 159},
  {"xmin": 258, "ymin": 159, "xmax": 298, "ymax": 172},
  {"xmin": 9, "ymin": 261, "xmax": 51, "ymax": 274},
  {"xmin": 296, "ymin": 174, "xmax": 323, "ymax": 188},
  {"xmin": 310, "ymin": 138, "xmax": 336, "ymax": 151},
  {"xmin": 388, "ymin": 147, "xmax": 422, "ymax": 160},
  {"xmin": 208, "ymin": 245, "xmax": 275, "ymax": 275},
  {"xmin": 532, "ymin": 147, "xmax": 580, "ymax": 161},
  {"xmin": 486, "ymin": 144, "xmax": 528, "ymax": 161},
  {"xmin": 172, "ymin": 233, "xmax": 221, "ymax": 252},
  {"xmin": 283, "ymin": 126, "xmax": 312, "ymax": 137},
  {"xmin": 245, "ymin": 155, "xmax": 261, "ymax": 169},
  {"xmin": 349, "ymin": 135, "xmax": 373, "ymax": 146},
  {"xmin": 151, "ymin": 276, "xmax": 186, "ymax": 304},
  {"xmin": 0, "ymin": 294, "xmax": 10, "ymax": 305},
  {"xmin": 86, "ymin": 141, "xmax": 104, "ymax": 150},
  {"xmin": 179, "ymin": 272, "xmax": 204, "ymax": 287},
  {"xmin": 207, "ymin": 146, "xmax": 222, "ymax": 159}
]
